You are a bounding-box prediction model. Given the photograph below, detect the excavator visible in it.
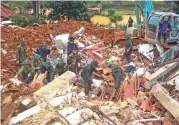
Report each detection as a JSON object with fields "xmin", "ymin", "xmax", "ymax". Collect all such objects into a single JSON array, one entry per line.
[{"xmin": 126, "ymin": 0, "xmax": 179, "ymax": 45}]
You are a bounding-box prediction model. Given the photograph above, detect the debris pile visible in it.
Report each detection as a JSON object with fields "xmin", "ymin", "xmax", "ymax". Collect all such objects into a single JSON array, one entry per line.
[{"xmin": 1, "ymin": 21, "xmax": 179, "ymax": 125}]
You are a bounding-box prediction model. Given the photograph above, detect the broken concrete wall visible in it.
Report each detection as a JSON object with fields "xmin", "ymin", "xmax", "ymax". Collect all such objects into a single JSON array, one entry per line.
[{"xmin": 34, "ymin": 71, "xmax": 76, "ymax": 103}]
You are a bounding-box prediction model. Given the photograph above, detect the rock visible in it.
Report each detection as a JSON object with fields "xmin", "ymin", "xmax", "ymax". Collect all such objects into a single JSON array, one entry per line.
[
  {"xmin": 78, "ymin": 91, "xmax": 86, "ymax": 98},
  {"xmin": 59, "ymin": 107, "xmax": 77, "ymax": 117},
  {"xmin": 3, "ymin": 95, "xmax": 12, "ymax": 105},
  {"xmin": 126, "ymin": 99, "xmax": 138, "ymax": 109},
  {"xmin": 20, "ymin": 98, "xmax": 37, "ymax": 110},
  {"xmin": 1, "ymin": 103, "xmax": 17, "ymax": 122}
]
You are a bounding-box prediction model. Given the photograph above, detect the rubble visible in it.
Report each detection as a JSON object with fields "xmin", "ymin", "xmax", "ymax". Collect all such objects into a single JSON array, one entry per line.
[{"xmin": 1, "ymin": 20, "xmax": 179, "ymax": 125}]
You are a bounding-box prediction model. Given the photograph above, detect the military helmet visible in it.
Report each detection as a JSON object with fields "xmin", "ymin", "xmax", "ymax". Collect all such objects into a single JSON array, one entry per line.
[
  {"xmin": 41, "ymin": 42, "xmax": 47, "ymax": 46},
  {"xmin": 34, "ymin": 54, "xmax": 41, "ymax": 59},
  {"xmin": 22, "ymin": 59, "xmax": 30, "ymax": 65}
]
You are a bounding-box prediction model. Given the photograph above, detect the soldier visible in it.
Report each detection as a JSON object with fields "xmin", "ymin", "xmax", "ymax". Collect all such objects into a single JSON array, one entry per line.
[
  {"xmin": 33, "ymin": 53, "xmax": 43, "ymax": 74},
  {"xmin": 39, "ymin": 61, "xmax": 55, "ymax": 83},
  {"xmin": 108, "ymin": 63, "xmax": 124, "ymax": 89},
  {"xmin": 124, "ymin": 35, "xmax": 134, "ymax": 63},
  {"xmin": 67, "ymin": 46, "xmax": 83, "ymax": 74},
  {"xmin": 16, "ymin": 38, "xmax": 27, "ymax": 67},
  {"xmin": 55, "ymin": 57, "xmax": 66, "ymax": 76},
  {"xmin": 81, "ymin": 61, "xmax": 98, "ymax": 96},
  {"xmin": 107, "ymin": 62, "xmax": 125, "ymax": 100},
  {"xmin": 16, "ymin": 59, "xmax": 35, "ymax": 84},
  {"xmin": 36, "ymin": 42, "xmax": 50, "ymax": 61}
]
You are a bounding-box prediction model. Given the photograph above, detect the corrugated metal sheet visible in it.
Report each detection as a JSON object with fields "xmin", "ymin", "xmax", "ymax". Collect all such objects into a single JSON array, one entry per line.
[{"xmin": 1, "ymin": 4, "xmax": 16, "ymax": 18}]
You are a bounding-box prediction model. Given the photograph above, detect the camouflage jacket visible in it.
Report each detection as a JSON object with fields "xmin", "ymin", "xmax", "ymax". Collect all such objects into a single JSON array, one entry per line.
[{"xmin": 16, "ymin": 45, "xmax": 27, "ymax": 63}]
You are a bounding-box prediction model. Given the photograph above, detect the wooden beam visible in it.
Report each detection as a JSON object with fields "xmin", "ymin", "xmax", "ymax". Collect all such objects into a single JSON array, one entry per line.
[
  {"xmin": 151, "ymin": 84, "xmax": 179, "ymax": 122},
  {"xmin": 144, "ymin": 62, "xmax": 178, "ymax": 89}
]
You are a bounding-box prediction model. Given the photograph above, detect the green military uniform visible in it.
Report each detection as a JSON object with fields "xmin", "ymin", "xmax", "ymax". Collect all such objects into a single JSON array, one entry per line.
[
  {"xmin": 81, "ymin": 61, "xmax": 98, "ymax": 95},
  {"xmin": 39, "ymin": 61, "xmax": 54, "ymax": 83},
  {"xmin": 124, "ymin": 35, "xmax": 133, "ymax": 63},
  {"xmin": 67, "ymin": 53, "xmax": 82, "ymax": 74},
  {"xmin": 55, "ymin": 57, "xmax": 66, "ymax": 76},
  {"xmin": 16, "ymin": 39, "xmax": 27, "ymax": 66},
  {"xmin": 33, "ymin": 53, "xmax": 43, "ymax": 74},
  {"xmin": 17, "ymin": 59, "xmax": 35, "ymax": 84},
  {"xmin": 109, "ymin": 63, "xmax": 124, "ymax": 89}
]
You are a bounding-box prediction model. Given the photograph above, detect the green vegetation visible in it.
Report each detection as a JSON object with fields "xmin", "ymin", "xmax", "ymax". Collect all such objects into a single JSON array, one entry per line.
[
  {"xmin": 9, "ymin": 1, "xmax": 32, "ymax": 14},
  {"xmin": 108, "ymin": 9, "xmax": 116, "ymax": 16},
  {"xmin": 9, "ymin": 15, "xmax": 38, "ymax": 27},
  {"xmin": 109, "ymin": 12, "xmax": 123, "ymax": 29},
  {"xmin": 43, "ymin": 1, "xmax": 90, "ymax": 21},
  {"xmin": 173, "ymin": 1, "xmax": 179, "ymax": 14}
]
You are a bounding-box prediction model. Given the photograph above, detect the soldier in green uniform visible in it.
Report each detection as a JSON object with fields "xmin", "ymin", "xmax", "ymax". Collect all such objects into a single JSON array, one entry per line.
[
  {"xmin": 124, "ymin": 35, "xmax": 133, "ymax": 63},
  {"xmin": 33, "ymin": 53, "xmax": 43, "ymax": 74},
  {"xmin": 67, "ymin": 47, "xmax": 82, "ymax": 74},
  {"xmin": 39, "ymin": 61, "xmax": 55, "ymax": 83},
  {"xmin": 16, "ymin": 38, "xmax": 27, "ymax": 67},
  {"xmin": 17, "ymin": 59, "xmax": 35, "ymax": 84},
  {"xmin": 55, "ymin": 57, "xmax": 66, "ymax": 76},
  {"xmin": 108, "ymin": 63, "xmax": 124, "ymax": 89},
  {"xmin": 107, "ymin": 62, "xmax": 125, "ymax": 100},
  {"xmin": 81, "ymin": 61, "xmax": 98, "ymax": 96}
]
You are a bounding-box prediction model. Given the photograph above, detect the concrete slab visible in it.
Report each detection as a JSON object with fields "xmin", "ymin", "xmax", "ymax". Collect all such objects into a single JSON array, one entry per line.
[
  {"xmin": 34, "ymin": 71, "xmax": 76, "ymax": 103},
  {"xmin": 144, "ymin": 62, "xmax": 178, "ymax": 89},
  {"xmin": 151, "ymin": 84, "xmax": 179, "ymax": 122}
]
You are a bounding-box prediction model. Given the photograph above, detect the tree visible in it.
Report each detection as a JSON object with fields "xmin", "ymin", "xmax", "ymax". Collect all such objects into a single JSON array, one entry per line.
[
  {"xmin": 173, "ymin": 1, "xmax": 179, "ymax": 14},
  {"xmin": 9, "ymin": 1, "xmax": 32, "ymax": 14},
  {"xmin": 108, "ymin": 9, "xmax": 116, "ymax": 16},
  {"xmin": 43, "ymin": 1, "xmax": 90, "ymax": 21},
  {"xmin": 109, "ymin": 12, "xmax": 123, "ymax": 29}
]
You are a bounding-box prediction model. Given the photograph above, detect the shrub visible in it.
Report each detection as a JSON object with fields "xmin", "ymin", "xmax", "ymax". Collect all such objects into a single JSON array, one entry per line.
[
  {"xmin": 9, "ymin": 15, "xmax": 38, "ymax": 27},
  {"xmin": 108, "ymin": 9, "xmax": 116, "ymax": 16}
]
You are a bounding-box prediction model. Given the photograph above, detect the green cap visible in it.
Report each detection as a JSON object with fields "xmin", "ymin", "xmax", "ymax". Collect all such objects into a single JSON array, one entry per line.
[
  {"xmin": 43, "ymin": 61, "xmax": 51, "ymax": 68},
  {"xmin": 22, "ymin": 59, "xmax": 30, "ymax": 65},
  {"xmin": 34, "ymin": 54, "xmax": 41, "ymax": 59},
  {"xmin": 41, "ymin": 42, "xmax": 47, "ymax": 46}
]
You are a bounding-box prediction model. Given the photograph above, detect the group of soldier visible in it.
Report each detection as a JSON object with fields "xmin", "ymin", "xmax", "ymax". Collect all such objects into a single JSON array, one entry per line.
[{"xmin": 15, "ymin": 34, "xmax": 134, "ymax": 97}]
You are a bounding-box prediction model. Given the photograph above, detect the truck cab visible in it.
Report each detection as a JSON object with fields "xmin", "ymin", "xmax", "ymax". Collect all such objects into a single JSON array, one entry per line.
[{"xmin": 146, "ymin": 12, "xmax": 179, "ymax": 44}]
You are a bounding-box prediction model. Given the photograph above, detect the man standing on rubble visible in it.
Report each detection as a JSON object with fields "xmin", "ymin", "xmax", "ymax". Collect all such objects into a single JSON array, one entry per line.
[
  {"xmin": 36, "ymin": 42, "xmax": 50, "ymax": 62},
  {"xmin": 16, "ymin": 59, "xmax": 35, "ymax": 84},
  {"xmin": 39, "ymin": 61, "xmax": 55, "ymax": 83},
  {"xmin": 81, "ymin": 61, "xmax": 99, "ymax": 96},
  {"xmin": 67, "ymin": 36, "xmax": 78, "ymax": 56},
  {"xmin": 16, "ymin": 38, "xmax": 27, "ymax": 67},
  {"xmin": 124, "ymin": 35, "xmax": 134, "ymax": 63},
  {"xmin": 106, "ymin": 62, "xmax": 124, "ymax": 100},
  {"xmin": 67, "ymin": 46, "xmax": 83, "ymax": 74}
]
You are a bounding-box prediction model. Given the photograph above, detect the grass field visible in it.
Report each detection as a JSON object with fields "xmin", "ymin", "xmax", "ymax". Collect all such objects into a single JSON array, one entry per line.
[{"xmin": 91, "ymin": 15, "xmax": 139, "ymax": 26}]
